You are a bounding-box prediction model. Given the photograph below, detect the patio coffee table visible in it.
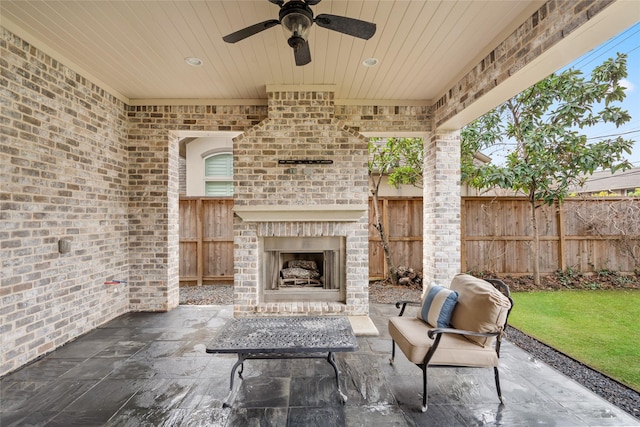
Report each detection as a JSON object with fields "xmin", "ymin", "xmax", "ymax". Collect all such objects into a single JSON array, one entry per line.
[{"xmin": 206, "ymin": 316, "xmax": 358, "ymax": 407}]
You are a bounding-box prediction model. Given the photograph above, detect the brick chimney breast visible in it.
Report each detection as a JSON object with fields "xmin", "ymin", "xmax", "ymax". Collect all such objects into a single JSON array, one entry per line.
[{"xmin": 233, "ymin": 85, "xmax": 368, "ymax": 208}]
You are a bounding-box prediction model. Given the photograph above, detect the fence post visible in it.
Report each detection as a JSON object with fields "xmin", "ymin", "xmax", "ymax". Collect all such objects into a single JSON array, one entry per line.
[
  {"xmin": 196, "ymin": 198, "xmax": 203, "ymax": 286},
  {"xmin": 461, "ymin": 198, "xmax": 467, "ymax": 272},
  {"xmin": 382, "ymin": 198, "xmax": 389, "ymax": 279},
  {"xmin": 557, "ymin": 200, "xmax": 566, "ymax": 272}
]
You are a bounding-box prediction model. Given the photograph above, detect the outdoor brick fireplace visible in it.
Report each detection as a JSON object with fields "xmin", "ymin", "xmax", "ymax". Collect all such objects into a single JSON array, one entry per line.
[{"xmin": 232, "ymin": 85, "xmax": 369, "ymax": 316}]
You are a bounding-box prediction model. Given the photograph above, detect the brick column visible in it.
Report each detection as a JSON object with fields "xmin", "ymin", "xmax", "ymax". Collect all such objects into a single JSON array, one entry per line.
[
  {"xmin": 126, "ymin": 130, "xmax": 180, "ymax": 312},
  {"xmin": 423, "ymin": 129, "xmax": 461, "ymax": 287}
]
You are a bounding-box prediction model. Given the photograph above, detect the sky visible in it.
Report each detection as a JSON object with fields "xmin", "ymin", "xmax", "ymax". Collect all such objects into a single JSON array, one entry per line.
[{"xmin": 560, "ymin": 21, "xmax": 640, "ymax": 166}]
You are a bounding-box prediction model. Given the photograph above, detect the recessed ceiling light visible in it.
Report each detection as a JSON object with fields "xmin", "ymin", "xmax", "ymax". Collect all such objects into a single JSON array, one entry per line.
[
  {"xmin": 362, "ymin": 57, "xmax": 379, "ymax": 67},
  {"xmin": 185, "ymin": 57, "xmax": 203, "ymax": 67}
]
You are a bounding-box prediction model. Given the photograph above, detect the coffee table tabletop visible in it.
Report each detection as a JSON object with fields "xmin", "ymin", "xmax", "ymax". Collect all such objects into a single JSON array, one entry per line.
[{"xmin": 206, "ymin": 316, "xmax": 358, "ymax": 354}]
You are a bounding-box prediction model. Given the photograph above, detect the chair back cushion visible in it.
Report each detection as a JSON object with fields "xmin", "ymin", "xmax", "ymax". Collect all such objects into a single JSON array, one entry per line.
[
  {"xmin": 449, "ymin": 274, "xmax": 512, "ymax": 347},
  {"xmin": 417, "ymin": 284, "xmax": 458, "ymax": 328}
]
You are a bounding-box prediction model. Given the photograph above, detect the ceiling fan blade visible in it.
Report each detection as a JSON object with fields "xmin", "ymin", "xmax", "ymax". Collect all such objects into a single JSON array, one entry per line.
[
  {"xmin": 294, "ymin": 41, "xmax": 311, "ymax": 66},
  {"xmin": 305, "ymin": 0, "xmax": 322, "ymax": 5},
  {"xmin": 222, "ymin": 19, "xmax": 280, "ymax": 43},
  {"xmin": 315, "ymin": 14, "xmax": 376, "ymax": 40}
]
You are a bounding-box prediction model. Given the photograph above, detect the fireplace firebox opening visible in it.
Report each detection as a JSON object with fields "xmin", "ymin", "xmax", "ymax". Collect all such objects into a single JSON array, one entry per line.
[{"xmin": 261, "ymin": 236, "xmax": 346, "ymax": 303}]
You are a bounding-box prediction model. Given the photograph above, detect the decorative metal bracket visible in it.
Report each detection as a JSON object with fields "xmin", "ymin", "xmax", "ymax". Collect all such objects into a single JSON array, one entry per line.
[{"xmin": 278, "ymin": 159, "xmax": 333, "ymax": 165}]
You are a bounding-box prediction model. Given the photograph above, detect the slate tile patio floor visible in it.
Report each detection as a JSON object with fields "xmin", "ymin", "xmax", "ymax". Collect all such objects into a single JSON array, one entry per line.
[{"xmin": 1, "ymin": 303, "xmax": 638, "ymax": 426}]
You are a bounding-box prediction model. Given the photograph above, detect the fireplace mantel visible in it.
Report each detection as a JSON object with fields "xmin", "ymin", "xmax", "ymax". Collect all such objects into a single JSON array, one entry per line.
[{"xmin": 233, "ymin": 205, "xmax": 367, "ymax": 222}]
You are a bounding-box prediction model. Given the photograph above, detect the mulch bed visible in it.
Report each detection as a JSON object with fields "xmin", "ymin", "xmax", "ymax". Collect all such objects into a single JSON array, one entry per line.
[{"xmin": 476, "ymin": 271, "xmax": 640, "ymax": 292}]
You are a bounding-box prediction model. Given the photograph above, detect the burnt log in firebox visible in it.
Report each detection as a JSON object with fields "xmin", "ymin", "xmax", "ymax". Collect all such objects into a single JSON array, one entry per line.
[{"xmin": 280, "ymin": 260, "xmax": 323, "ymax": 287}]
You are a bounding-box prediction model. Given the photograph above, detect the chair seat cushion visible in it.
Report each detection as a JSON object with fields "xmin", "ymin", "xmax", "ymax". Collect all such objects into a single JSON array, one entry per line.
[{"xmin": 389, "ymin": 316, "xmax": 499, "ymax": 366}]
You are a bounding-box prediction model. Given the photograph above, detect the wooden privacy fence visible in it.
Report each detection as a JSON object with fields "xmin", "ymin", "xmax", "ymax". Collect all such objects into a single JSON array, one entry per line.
[
  {"xmin": 368, "ymin": 197, "xmax": 423, "ymax": 280},
  {"xmin": 179, "ymin": 197, "xmax": 640, "ymax": 284},
  {"xmin": 462, "ymin": 197, "xmax": 640, "ymax": 275},
  {"xmin": 179, "ymin": 198, "xmax": 234, "ymax": 284},
  {"xmin": 178, "ymin": 197, "xmax": 423, "ymax": 284}
]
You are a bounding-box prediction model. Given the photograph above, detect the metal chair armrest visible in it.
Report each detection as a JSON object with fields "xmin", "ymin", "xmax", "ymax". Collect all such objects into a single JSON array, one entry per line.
[
  {"xmin": 395, "ymin": 301, "xmax": 421, "ymax": 316},
  {"xmin": 427, "ymin": 327, "xmax": 500, "ymax": 340}
]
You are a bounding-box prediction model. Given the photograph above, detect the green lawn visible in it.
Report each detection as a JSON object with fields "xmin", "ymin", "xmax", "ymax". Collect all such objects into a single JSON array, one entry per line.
[{"xmin": 508, "ymin": 290, "xmax": 640, "ymax": 391}]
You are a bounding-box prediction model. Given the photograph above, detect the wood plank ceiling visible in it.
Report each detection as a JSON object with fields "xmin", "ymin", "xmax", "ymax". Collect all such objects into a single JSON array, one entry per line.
[{"xmin": 1, "ymin": 1, "xmax": 544, "ymax": 102}]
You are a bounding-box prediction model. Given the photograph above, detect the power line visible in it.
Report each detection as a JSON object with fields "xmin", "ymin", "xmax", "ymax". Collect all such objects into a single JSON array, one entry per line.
[
  {"xmin": 586, "ymin": 128, "xmax": 640, "ymax": 141},
  {"xmin": 570, "ymin": 23, "xmax": 640, "ymax": 70}
]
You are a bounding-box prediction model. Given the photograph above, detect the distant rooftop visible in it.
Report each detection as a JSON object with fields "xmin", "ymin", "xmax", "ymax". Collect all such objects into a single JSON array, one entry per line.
[{"xmin": 573, "ymin": 167, "xmax": 640, "ymax": 195}]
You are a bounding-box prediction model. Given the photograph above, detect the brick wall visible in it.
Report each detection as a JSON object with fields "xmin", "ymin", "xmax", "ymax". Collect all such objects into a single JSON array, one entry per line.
[
  {"xmin": 433, "ymin": 0, "xmax": 616, "ymax": 127},
  {"xmin": 1, "ymin": 28, "xmax": 129, "ymax": 375},
  {"xmin": 234, "ymin": 90, "xmax": 369, "ymax": 207},
  {"xmin": 334, "ymin": 104, "xmax": 431, "ymax": 133}
]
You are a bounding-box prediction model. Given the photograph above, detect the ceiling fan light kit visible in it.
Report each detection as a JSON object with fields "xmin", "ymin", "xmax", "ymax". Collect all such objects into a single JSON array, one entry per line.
[
  {"xmin": 222, "ymin": 0, "xmax": 376, "ymax": 66},
  {"xmin": 280, "ymin": 2, "xmax": 313, "ymax": 48}
]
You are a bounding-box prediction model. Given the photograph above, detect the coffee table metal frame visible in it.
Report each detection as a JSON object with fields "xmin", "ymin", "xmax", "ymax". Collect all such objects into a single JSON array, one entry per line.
[{"xmin": 206, "ymin": 316, "xmax": 358, "ymax": 407}]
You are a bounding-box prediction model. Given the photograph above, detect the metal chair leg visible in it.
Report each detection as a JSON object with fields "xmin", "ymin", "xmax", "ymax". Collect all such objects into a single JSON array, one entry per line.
[
  {"xmin": 494, "ymin": 366, "xmax": 504, "ymax": 404},
  {"xmin": 421, "ymin": 364, "xmax": 428, "ymax": 412},
  {"xmin": 390, "ymin": 339, "xmax": 396, "ymax": 364}
]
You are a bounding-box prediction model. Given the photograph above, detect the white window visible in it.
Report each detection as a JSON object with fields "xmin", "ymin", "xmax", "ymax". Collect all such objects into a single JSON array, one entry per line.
[{"xmin": 204, "ymin": 153, "xmax": 233, "ymax": 196}]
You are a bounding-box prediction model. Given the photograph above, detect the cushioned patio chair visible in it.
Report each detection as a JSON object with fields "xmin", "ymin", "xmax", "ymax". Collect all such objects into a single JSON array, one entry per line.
[{"xmin": 388, "ymin": 273, "xmax": 513, "ymax": 412}]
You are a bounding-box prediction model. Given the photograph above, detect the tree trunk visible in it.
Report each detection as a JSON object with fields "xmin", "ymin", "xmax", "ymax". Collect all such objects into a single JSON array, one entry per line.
[
  {"xmin": 372, "ymin": 191, "xmax": 398, "ymax": 285},
  {"xmin": 529, "ymin": 198, "xmax": 541, "ymax": 286}
]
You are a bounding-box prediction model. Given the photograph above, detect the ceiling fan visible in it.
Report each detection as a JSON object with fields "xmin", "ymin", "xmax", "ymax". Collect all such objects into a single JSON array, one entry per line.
[{"xmin": 222, "ymin": 0, "xmax": 376, "ymax": 66}]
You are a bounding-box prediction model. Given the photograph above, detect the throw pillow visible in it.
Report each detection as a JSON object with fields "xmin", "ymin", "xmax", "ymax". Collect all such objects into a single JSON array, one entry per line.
[{"xmin": 418, "ymin": 283, "xmax": 459, "ymax": 328}]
